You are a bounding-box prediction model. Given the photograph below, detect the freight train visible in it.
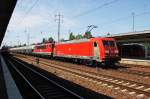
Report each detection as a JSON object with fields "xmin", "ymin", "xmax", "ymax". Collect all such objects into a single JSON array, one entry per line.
[{"xmin": 9, "ymin": 37, "xmax": 121, "ymax": 65}]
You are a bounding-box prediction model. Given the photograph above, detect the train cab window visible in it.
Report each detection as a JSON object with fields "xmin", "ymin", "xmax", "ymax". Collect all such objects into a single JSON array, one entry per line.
[
  {"xmin": 103, "ymin": 41, "xmax": 109, "ymax": 47},
  {"xmin": 36, "ymin": 46, "xmax": 40, "ymax": 49},
  {"xmin": 42, "ymin": 45, "xmax": 46, "ymax": 49},
  {"xmin": 36, "ymin": 45, "xmax": 46, "ymax": 49},
  {"xmin": 94, "ymin": 42, "xmax": 97, "ymax": 47},
  {"xmin": 103, "ymin": 40, "xmax": 115, "ymax": 47},
  {"xmin": 109, "ymin": 41, "xmax": 115, "ymax": 47}
]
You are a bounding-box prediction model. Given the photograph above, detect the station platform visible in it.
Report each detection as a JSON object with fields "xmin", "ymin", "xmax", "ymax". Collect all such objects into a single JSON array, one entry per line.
[
  {"xmin": 0, "ymin": 54, "xmax": 22, "ymax": 99},
  {"xmin": 120, "ymin": 58, "xmax": 150, "ymax": 66}
]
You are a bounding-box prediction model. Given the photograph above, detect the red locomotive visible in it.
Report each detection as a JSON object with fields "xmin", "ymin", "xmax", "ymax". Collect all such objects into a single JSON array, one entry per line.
[
  {"xmin": 33, "ymin": 43, "xmax": 53, "ymax": 56},
  {"xmin": 33, "ymin": 37, "xmax": 120, "ymax": 65}
]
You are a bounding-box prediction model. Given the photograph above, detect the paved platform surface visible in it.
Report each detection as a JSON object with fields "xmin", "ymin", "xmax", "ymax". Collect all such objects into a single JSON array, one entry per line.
[
  {"xmin": 0, "ymin": 56, "xmax": 8, "ymax": 99},
  {"xmin": 0, "ymin": 54, "xmax": 22, "ymax": 99},
  {"xmin": 120, "ymin": 58, "xmax": 150, "ymax": 66}
]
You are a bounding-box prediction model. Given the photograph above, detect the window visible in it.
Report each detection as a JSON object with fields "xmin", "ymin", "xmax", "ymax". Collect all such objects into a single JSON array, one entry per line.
[
  {"xmin": 103, "ymin": 41, "xmax": 109, "ymax": 47},
  {"xmin": 103, "ymin": 40, "xmax": 115, "ymax": 47},
  {"xmin": 109, "ymin": 41, "xmax": 115, "ymax": 47},
  {"xmin": 94, "ymin": 42, "xmax": 97, "ymax": 47},
  {"xmin": 36, "ymin": 45, "xmax": 46, "ymax": 49}
]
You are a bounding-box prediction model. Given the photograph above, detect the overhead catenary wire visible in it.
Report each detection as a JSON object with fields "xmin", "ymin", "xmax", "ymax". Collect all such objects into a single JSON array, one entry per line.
[
  {"xmin": 68, "ymin": 0, "xmax": 119, "ymax": 34},
  {"xmin": 9, "ymin": 0, "xmax": 40, "ymax": 46},
  {"xmin": 97, "ymin": 11, "xmax": 150, "ymax": 27},
  {"xmin": 17, "ymin": 0, "xmax": 40, "ymax": 25},
  {"xmin": 24, "ymin": 0, "xmax": 39, "ymax": 15},
  {"xmin": 75, "ymin": 10, "xmax": 150, "ymax": 33},
  {"xmin": 73, "ymin": 0, "xmax": 119, "ymax": 18}
]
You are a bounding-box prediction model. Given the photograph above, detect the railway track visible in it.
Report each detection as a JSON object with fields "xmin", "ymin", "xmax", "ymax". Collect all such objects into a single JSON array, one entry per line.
[
  {"xmin": 6, "ymin": 56, "xmax": 84, "ymax": 99},
  {"xmin": 15, "ymin": 53, "xmax": 150, "ymax": 78},
  {"xmin": 13, "ymin": 54, "xmax": 150, "ymax": 98},
  {"xmin": 42, "ymin": 57, "xmax": 150, "ymax": 78}
]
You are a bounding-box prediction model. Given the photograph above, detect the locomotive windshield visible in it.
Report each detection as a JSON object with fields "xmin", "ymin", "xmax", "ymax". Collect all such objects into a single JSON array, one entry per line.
[
  {"xmin": 103, "ymin": 40, "xmax": 115, "ymax": 47},
  {"xmin": 35, "ymin": 45, "xmax": 46, "ymax": 49}
]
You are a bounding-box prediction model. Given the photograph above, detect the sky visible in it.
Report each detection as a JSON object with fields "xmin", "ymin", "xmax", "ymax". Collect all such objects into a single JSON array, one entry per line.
[{"xmin": 2, "ymin": 0, "xmax": 150, "ymax": 46}]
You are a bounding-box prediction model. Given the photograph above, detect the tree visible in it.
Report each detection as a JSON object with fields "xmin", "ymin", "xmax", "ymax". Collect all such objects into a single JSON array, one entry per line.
[
  {"xmin": 48, "ymin": 37, "xmax": 54, "ymax": 43},
  {"xmin": 69, "ymin": 32, "xmax": 75, "ymax": 40},
  {"xmin": 23, "ymin": 44, "xmax": 26, "ymax": 46},
  {"xmin": 42, "ymin": 38, "xmax": 46, "ymax": 43},
  {"xmin": 76, "ymin": 34, "xmax": 83, "ymax": 39},
  {"xmin": 107, "ymin": 32, "xmax": 110, "ymax": 36},
  {"xmin": 83, "ymin": 31, "xmax": 92, "ymax": 39},
  {"xmin": 60, "ymin": 38, "xmax": 66, "ymax": 42}
]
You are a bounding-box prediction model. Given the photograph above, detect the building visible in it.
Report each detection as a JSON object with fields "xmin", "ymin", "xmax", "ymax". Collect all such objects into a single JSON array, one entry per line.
[{"xmin": 106, "ymin": 30, "xmax": 150, "ymax": 59}]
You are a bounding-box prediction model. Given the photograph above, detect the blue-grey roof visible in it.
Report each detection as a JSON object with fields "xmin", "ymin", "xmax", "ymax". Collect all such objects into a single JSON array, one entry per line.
[{"xmin": 105, "ymin": 30, "xmax": 150, "ymax": 37}]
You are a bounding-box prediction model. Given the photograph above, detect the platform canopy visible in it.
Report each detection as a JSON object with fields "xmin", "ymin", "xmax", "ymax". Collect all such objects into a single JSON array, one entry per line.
[
  {"xmin": 106, "ymin": 30, "xmax": 150, "ymax": 59},
  {"xmin": 0, "ymin": 0, "xmax": 17, "ymax": 46},
  {"xmin": 106, "ymin": 30, "xmax": 150, "ymax": 43}
]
